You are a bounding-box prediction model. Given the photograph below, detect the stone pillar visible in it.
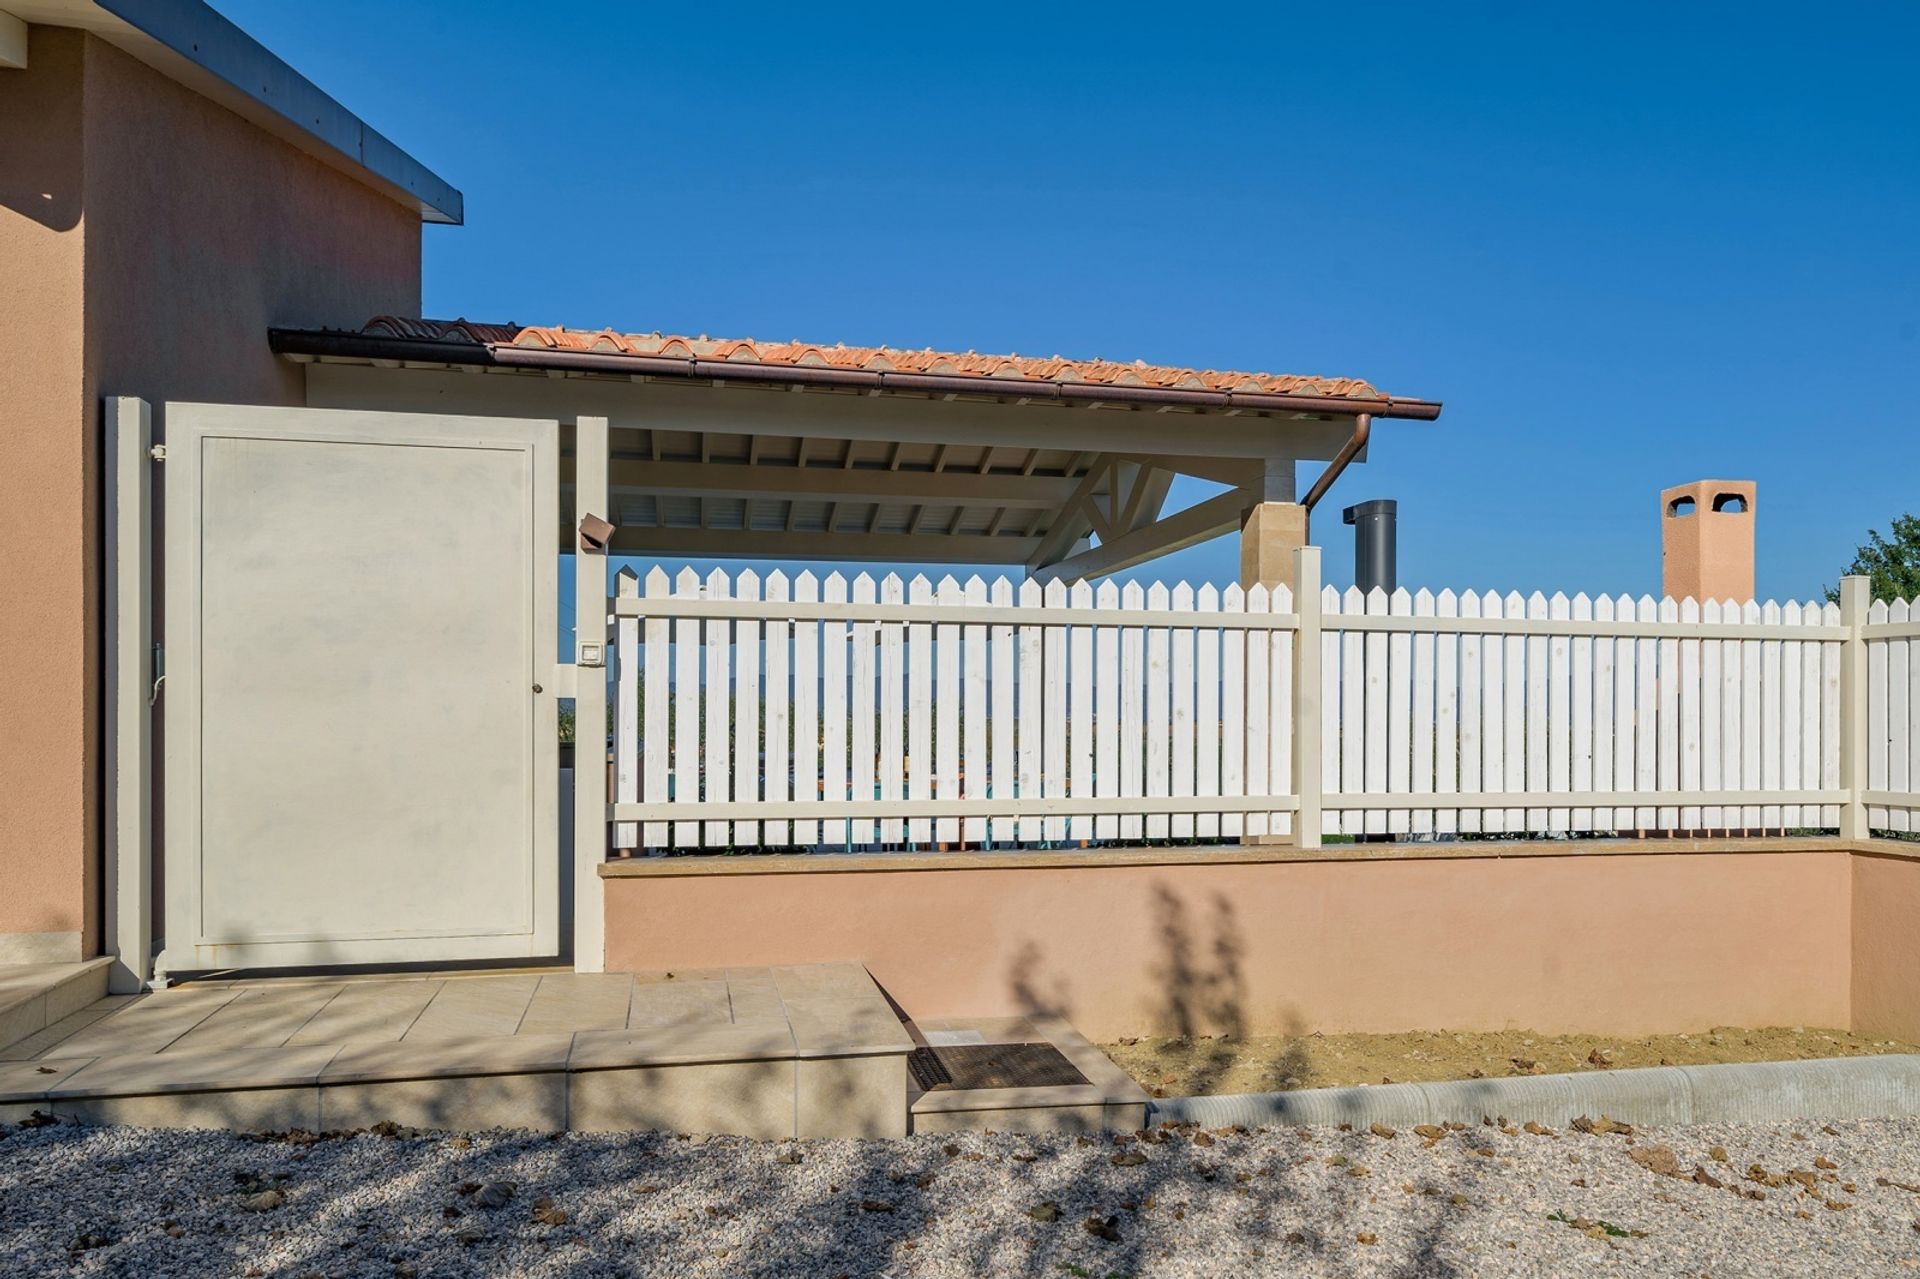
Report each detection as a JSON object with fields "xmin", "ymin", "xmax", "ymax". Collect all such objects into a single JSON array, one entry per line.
[{"xmin": 1239, "ymin": 502, "xmax": 1309, "ymax": 595}]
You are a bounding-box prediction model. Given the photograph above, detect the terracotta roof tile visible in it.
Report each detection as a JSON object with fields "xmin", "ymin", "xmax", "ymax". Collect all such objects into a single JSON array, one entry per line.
[{"xmin": 357, "ymin": 317, "xmax": 1391, "ymax": 401}]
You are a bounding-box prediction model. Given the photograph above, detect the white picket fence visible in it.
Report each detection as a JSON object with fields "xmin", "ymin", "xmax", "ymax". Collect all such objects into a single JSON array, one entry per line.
[
  {"xmin": 604, "ymin": 565, "xmax": 1909, "ymax": 853},
  {"xmin": 1866, "ymin": 598, "xmax": 1920, "ymax": 831},
  {"xmin": 609, "ymin": 566, "xmax": 1298, "ymax": 851}
]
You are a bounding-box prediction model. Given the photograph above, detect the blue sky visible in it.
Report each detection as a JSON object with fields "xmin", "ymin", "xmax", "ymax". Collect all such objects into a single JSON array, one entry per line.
[{"xmin": 219, "ymin": 1, "xmax": 1919, "ymax": 602}]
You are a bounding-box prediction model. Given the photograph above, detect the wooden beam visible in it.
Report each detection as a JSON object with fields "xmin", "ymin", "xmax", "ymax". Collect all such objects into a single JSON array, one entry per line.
[
  {"xmin": 1035, "ymin": 488, "xmax": 1251, "ymax": 582},
  {"xmin": 607, "ymin": 526, "xmax": 1041, "ymax": 564},
  {"xmin": 607, "ymin": 458, "xmax": 1083, "ymax": 508},
  {"xmin": 1115, "ymin": 453, "xmax": 1263, "ymax": 489},
  {"xmin": 1024, "ymin": 455, "xmax": 1113, "ymax": 570}
]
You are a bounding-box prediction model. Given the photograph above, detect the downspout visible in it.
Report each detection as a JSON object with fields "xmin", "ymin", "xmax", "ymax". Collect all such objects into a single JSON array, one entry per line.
[{"xmin": 1298, "ymin": 412, "xmax": 1372, "ymax": 539}]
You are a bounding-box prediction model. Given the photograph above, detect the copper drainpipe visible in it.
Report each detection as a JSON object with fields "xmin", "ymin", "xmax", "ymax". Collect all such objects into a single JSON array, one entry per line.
[{"xmin": 1299, "ymin": 412, "xmax": 1373, "ymax": 537}]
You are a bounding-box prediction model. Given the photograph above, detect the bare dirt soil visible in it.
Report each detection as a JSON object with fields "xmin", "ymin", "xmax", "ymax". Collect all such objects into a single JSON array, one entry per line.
[{"xmin": 1102, "ymin": 1026, "xmax": 1920, "ymax": 1098}]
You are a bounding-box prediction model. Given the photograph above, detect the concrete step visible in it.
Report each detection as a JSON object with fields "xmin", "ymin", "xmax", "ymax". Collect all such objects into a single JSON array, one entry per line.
[{"xmin": 0, "ymin": 959, "xmax": 111, "ymax": 1055}]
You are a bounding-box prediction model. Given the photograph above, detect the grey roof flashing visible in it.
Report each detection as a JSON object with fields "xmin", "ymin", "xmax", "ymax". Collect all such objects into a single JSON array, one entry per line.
[{"xmin": 13, "ymin": 0, "xmax": 461, "ymax": 223}]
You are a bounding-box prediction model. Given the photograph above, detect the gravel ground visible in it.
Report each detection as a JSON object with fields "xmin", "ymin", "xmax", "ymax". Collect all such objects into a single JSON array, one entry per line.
[{"xmin": 3, "ymin": 1113, "xmax": 1920, "ymax": 1277}]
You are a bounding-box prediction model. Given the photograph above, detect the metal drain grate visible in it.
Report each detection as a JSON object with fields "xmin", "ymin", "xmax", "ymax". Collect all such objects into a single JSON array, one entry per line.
[{"xmin": 908, "ymin": 1042, "xmax": 1088, "ymax": 1092}]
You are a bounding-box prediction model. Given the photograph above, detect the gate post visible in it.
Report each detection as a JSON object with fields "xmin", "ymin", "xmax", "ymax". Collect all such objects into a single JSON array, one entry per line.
[
  {"xmin": 573, "ymin": 416, "xmax": 611, "ymax": 971},
  {"xmin": 104, "ymin": 397, "xmax": 154, "ymax": 992}
]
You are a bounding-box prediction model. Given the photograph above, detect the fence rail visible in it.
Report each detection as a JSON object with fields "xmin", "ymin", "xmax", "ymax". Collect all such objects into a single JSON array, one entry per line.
[{"xmin": 603, "ymin": 558, "xmax": 1900, "ymax": 854}]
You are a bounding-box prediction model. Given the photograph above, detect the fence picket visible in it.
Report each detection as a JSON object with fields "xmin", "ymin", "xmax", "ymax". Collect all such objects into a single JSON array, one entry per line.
[
  {"xmin": 1720, "ymin": 598, "xmax": 1744, "ymax": 833},
  {"xmin": 613, "ymin": 567, "xmax": 640, "ymax": 852},
  {"xmin": 1503, "ymin": 591, "xmax": 1527, "ymax": 832},
  {"xmin": 989, "ymin": 577, "xmax": 1015, "ymax": 846},
  {"xmin": 1388, "ymin": 587, "xmax": 1414, "ymax": 837},
  {"xmin": 1458, "ymin": 589, "xmax": 1482, "ymax": 833},
  {"xmin": 1822, "ymin": 601, "xmax": 1842, "ymax": 828},
  {"xmin": 1547, "ymin": 592, "xmax": 1571, "ymax": 832},
  {"xmin": 1171, "ymin": 582, "xmax": 1197, "ymax": 840},
  {"xmin": 1147, "ymin": 582, "xmax": 1174, "ymax": 840},
  {"xmin": 821, "ymin": 573, "xmax": 849, "ymax": 849},
  {"xmin": 1889, "ymin": 599, "xmax": 1911, "ymax": 834},
  {"xmin": 1678, "ymin": 598, "xmax": 1700, "ymax": 832},
  {"xmin": 1318, "ymin": 585, "xmax": 1338, "ymax": 836},
  {"xmin": 1044, "ymin": 579, "xmax": 1071, "ymax": 843},
  {"xmin": 906, "ymin": 574, "xmax": 933, "ymax": 845},
  {"xmin": 1119, "ymin": 581, "xmax": 1146, "ymax": 841},
  {"xmin": 642, "ymin": 567, "xmax": 670, "ymax": 848},
  {"xmin": 793, "ymin": 572, "xmax": 821, "ymax": 846},
  {"xmin": 1592, "ymin": 593, "xmax": 1615, "ymax": 833},
  {"xmin": 848, "ymin": 573, "xmax": 876, "ymax": 846},
  {"xmin": 1410, "ymin": 589, "xmax": 1434, "ymax": 836},
  {"xmin": 1570, "ymin": 592, "xmax": 1593, "ymax": 832},
  {"xmin": 1435, "ymin": 589, "xmax": 1459, "ymax": 835},
  {"xmin": 702, "ymin": 568, "xmax": 731, "ymax": 847},
  {"xmin": 1094, "ymin": 580, "xmax": 1121, "ymax": 842},
  {"xmin": 1761, "ymin": 599, "xmax": 1784, "ymax": 831},
  {"xmin": 1479, "ymin": 591, "xmax": 1505, "ymax": 834},
  {"xmin": 879, "ymin": 574, "xmax": 905, "ymax": 844},
  {"xmin": 1194, "ymin": 584, "xmax": 1221, "ymax": 840},
  {"xmin": 1803, "ymin": 602, "xmax": 1824, "ymax": 829},
  {"xmin": 1525, "ymin": 591, "xmax": 1550, "ymax": 832},
  {"xmin": 1634, "ymin": 595, "xmax": 1659, "ymax": 831},
  {"xmin": 1017, "ymin": 579, "xmax": 1044, "ymax": 843},
  {"xmin": 1657, "ymin": 596, "xmax": 1679, "ymax": 831},
  {"xmin": 962, "ymin": 576, "xmax": 989, "ymax": 846},
  {"xmin": 1244, "ymin": 584, "xmax": 1271, "ymax": 839},
  {"xmin": 1614, "ymin": 594, "xmax": 1638, "ymax": 832},
  {"xmin": 764, "ymin": 572, "xmax": 792, "ymax": 846},
  {"xmin": 1701, "ymin": 599, "xmax": 1722, "ymax": 831},
  {"xmin": 1069, "ymin": 580, "xmax": 1095, "ymax": 844},
  {"xmin": 672, "ymin": 568, "xmax": 701, "ymax": 847},
  {"xmin": 733, "ymin": 569, "xmax": 761, "ymax": 847},
  {"xmin": 1270, "ymin": 584, "xmax": 1293, "ymax": 837},
  {"xmin": 1739, "ymin": 599, "xmax": 1762, "ymax": 830},
  {"xmin": 1781, "ymin": 601, "xmax": 1803, "ymax": 829},
  {"xmin": 935, "ymin": 576, "xmax": 962, "ymax": 845}
]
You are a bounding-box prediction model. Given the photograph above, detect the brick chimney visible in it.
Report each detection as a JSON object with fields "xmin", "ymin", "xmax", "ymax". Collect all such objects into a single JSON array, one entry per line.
[{"xmin": 1661, "ymin": 480, "xmax": 1755, "ymax": 603}]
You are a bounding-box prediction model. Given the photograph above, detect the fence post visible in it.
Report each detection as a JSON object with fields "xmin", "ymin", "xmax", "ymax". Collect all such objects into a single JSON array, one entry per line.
[
  {"xmin": 1292, "ymin": 545, "xmax": 1323, "ymax": 849},
  {"xmin": 1839, "ymin": 574, "xmax": 1870, "ymax": 840},
  {"xmin": 104, "ymin": 397, "xmax": 154, "ymax": 993},
  {"xmin": 573, "ymin": 415, "xmax": 610, "ymax": 971}
]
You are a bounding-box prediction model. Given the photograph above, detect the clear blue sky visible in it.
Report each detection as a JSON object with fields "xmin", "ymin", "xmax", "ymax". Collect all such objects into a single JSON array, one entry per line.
[{"xmin": 219, "ymin": 1, "xmax": 1919, "ymax": 602}]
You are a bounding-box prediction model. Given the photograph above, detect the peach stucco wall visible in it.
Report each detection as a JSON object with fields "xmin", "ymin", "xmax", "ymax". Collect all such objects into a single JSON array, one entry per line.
[
  {"xmin": 1852, "ymin": 851, "xmax": 1920, "ymax": 1043},
  {"xmin": 0, "ymin": 27, "xmax": 420, "ymax": 960},
  {"xmin": 604, "ymin": 850, "xmax": 1855, "ymax": 1041}
]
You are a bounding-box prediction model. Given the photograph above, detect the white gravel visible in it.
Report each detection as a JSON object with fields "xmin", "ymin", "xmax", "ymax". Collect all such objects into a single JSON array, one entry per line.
[{"xmin": 3, "ymin": 1112, "xmax": 1919, "ymax": 1277}]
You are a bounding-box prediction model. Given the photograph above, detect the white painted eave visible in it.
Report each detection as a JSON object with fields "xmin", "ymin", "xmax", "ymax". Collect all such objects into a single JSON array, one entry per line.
[
  {"xmin": 0, "ymin": 8, "xmax": 28, "ymax": 68},
  {"xmin": 4, "ymin": 0, "xmax": 462, "ymax": 224}
]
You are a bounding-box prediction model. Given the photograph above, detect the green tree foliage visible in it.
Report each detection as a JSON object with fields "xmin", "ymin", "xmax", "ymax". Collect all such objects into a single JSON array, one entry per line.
[{"xmin": 1830, "ymin": 514, "xmax": 1920, "ymax": 604}]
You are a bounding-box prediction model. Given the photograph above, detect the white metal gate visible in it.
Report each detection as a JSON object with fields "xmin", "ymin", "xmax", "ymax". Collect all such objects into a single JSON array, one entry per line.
[{"xmin": 158, "ymin": 404, "xmax": 560, "ymax": 973}]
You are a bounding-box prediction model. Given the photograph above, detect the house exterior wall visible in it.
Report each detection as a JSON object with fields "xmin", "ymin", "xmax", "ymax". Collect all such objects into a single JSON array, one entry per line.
[
  {"xmin": 0, "ymin": 26, "xmax": 421, "ymax": 962},
  {"xmin": 603, "ymin": 846, "xmax": 1855, "ymax": 1041}
]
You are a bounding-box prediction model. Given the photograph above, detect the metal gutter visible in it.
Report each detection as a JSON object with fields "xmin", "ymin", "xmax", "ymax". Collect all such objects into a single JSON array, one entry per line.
[{"xmin": 269, "ymin": 329, "xmax": 1445, "ymax": 421}]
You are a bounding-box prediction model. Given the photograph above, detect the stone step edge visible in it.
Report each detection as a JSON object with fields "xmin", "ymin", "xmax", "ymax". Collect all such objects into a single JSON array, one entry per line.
[
  {"xmin": 1146, "ymin": 1054, "xmax": 1920, "ymax": 1131},
  {"xmin": 0, "ymin": 960, "xmax": 113, "ymax": 1054}
]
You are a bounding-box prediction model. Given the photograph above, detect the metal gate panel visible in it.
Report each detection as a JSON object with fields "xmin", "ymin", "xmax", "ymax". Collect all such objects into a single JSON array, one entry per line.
[{"xmin": 160, "ymin": 404, "xmax": 559, "ymax": 972}]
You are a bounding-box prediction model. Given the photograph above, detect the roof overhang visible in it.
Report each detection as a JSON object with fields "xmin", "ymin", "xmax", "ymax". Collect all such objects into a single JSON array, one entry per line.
[
  {"xmin": 271, "ymin": 325, "xmax": 1443, "ymax": 421},
  {"xmin": 280, "ymin": 326, "xmax": 1439, "ymax": 577},
  {"xmin": 2, "ymin": 0, "xmax": 461, "ymax": 223}
]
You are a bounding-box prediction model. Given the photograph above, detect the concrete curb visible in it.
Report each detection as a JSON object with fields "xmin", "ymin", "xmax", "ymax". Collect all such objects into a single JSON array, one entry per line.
[{"xmin": 1146, "ymin": 1054, "xmax": 1920, "ymax": 1130}]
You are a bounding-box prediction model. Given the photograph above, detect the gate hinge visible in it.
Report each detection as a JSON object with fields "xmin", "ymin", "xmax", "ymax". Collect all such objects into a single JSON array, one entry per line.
[
  {"xmin": 149, "ymin": 444, "xmax": 167, "ymax": 461},
  {"xmin": 149, "ymin": 643, "xmax": 165, "ymax": 706}
]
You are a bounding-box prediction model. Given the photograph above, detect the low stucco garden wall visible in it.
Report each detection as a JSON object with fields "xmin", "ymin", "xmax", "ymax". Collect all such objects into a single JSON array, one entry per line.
[{"xmin": 602, "ymin": 840, "xmax": 1883, "ymax": 1042}]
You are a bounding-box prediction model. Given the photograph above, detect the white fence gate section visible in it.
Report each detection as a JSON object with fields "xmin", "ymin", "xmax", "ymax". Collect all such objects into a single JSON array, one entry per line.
[
  {"xmin": 158, "ymin": 404, "xmax": 561, "ymax": 973},
  {"xmin": 607, "ymin": 563, "xmax": 1890, "ymax": 852}
]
